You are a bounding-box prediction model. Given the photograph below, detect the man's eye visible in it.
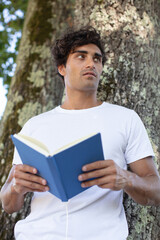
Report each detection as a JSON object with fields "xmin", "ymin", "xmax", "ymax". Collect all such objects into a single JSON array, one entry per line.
[
  {"xmin": 77, "ymin": 55, "xmax": 85, "ymax": 59},
  {"xmin": 94, "ymin": 57, "xmax": 101, "ymax": 62}
]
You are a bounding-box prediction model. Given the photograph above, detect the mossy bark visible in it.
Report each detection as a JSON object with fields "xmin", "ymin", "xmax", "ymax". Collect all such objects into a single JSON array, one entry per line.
[
  {"xmin": 0, "ymin": 0, "xmax": 74, "ymax": 239},
  {"xmin": 74, "ymin": 0, "xmax": 160, "ymax": 239}
]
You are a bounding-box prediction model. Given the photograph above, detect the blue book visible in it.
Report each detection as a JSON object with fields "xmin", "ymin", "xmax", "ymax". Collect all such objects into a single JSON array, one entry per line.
[{"xmin": 11, "ymin": 133, "xmax": 104, "ymax": 202}]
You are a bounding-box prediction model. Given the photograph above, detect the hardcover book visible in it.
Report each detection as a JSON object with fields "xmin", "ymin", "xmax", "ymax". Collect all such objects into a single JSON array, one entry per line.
[{"xmin": 11, "ymin": 132, "xmax": 104, "ymax": 202}]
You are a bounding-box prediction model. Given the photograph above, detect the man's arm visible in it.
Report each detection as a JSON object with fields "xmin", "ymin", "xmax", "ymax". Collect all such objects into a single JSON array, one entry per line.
[
  {"xmin": 78, "ymin": 157, "xmax": 160, "ymax": 206},
  {"xmin": 0, "ymin": 164, "xmax": 49, "ymax": 214}
]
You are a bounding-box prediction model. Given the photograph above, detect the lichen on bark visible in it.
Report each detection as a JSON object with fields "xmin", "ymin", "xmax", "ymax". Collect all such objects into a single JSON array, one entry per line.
[
  {"xmin": 74, "ymin": 0, "xmax": 160, "ymax": 239},
  {"xmin": 0, "ymin": 0, "xmax": 75, "ymax": 239}
]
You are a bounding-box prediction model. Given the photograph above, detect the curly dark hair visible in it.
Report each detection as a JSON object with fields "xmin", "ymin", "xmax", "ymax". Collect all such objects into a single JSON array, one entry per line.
[{"xmin": 52, "ymin": 26, "xmax": 106, "ymax": 72}]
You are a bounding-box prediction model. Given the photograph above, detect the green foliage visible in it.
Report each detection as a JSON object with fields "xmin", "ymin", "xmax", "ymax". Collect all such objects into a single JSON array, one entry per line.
[{"xmin": 0, "ymin": 0, "xmax": 28, "ymax": 90}]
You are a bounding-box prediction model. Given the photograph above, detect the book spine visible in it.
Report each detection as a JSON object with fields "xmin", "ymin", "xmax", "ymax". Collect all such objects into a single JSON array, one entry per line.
[{"xmin": 49, "ymin": 156, "xmax": 68, "ymax": 202}]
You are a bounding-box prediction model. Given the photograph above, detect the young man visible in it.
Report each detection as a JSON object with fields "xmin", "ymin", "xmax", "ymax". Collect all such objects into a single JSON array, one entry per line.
[{"xmin": 1, "ymin": 26, "xmax": 160, "ymax": 240}]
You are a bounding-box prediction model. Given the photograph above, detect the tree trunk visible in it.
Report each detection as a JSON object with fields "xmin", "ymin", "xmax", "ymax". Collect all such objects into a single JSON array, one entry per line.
[
  {"xmin": 0, "ymin": 0, "xmax": 160, "ymax": 239},
  {"xmin": 0, "ymin": 0, "xmax": 74, "ymax": 239},
  {"xmin": 74, "ymin": 0, "xmax": 160, "ymax": 239}
]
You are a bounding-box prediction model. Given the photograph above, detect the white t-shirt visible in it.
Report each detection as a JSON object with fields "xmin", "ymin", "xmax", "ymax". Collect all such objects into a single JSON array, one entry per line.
[{"xmin": 13, "ymin": 102, "xmax": 154, "ymax": 240}]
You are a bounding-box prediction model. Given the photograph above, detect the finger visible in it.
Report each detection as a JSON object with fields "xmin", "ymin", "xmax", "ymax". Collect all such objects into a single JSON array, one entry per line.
[
  {"xmin": 82, "ymin": 160, "xmax": 114, "ymax": 172},
  {"xmin": 81, "ymin": 174, "xmax": 127, "ymax": 191},
  {"xmin": 13, "ymin": 170, "xmax": 47, "ymax": 186},
  {"xmin": 79, "ymin": 163, "xmax": 117, "ymax": 181},
  {"xmin": 81, "ymin": 175, "xmax": 115, "ymax": 188},
  {"xmin": 14, "ymin": 164, "xmax": 37, "ymax": 174},
  {"xmin": 13, "ymin": 183, "xmax": 49, "ymax": 195},
  {"xmin": 13, "ymin": 178, "xmax": 49, "ymax": 194},
  {"xmin": 78, "ymin": 168, "xmax": 108, "ymax": 181}
]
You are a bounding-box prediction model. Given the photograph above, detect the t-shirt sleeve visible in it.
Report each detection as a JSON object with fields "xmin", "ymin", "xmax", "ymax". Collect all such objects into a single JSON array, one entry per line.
[
  {"xmin": 125, "ymin": 111, "xmax": 155, "ymax": 164},
  {"xmin": 12, "ymin": 120, "xmax": 32, "ymax": 165}
]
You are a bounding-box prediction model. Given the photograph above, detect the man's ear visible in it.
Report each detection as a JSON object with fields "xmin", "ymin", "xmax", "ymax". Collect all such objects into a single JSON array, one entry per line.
[{"xmin": 58, "ymin": 65, "xmax": 66, "ymax": 77}]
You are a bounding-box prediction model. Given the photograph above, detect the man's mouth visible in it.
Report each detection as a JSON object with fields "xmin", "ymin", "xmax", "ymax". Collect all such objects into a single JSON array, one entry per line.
[{"xmin": 83, "ymin": 71, "xmax": 97, "ymax": 77}]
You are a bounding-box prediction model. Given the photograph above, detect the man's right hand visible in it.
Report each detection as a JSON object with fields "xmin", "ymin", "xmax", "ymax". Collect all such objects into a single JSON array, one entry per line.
[
  {"xmin": 12, "ymin": 164, "xmax": 49, "ymax": 195},
  {"xmin": 0, "ymin": 164, "xmax": 49, "ymax": 214}
]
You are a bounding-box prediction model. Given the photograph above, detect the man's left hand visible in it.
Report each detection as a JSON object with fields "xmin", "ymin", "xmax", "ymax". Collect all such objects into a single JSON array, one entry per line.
[{"xmin": 78, "ymin": 160, "xmax": 128, "ymax": 191}]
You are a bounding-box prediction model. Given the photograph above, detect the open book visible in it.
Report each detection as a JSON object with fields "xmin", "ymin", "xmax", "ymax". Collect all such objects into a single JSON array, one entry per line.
[{"xmin": 11, "ymin": 133, "xmax": 104, "ymax": 202}]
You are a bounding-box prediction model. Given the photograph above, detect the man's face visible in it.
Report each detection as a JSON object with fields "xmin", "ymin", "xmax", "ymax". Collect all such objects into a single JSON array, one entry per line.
[{"xmin": 58, "ymin": 44, "xmax": 103, "ymax": 93}]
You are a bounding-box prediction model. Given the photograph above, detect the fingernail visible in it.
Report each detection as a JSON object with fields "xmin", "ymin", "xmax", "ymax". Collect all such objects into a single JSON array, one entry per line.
[
  {"xmin": 33, "ymin": 168, "xmax": 37, "ymax": 174},
  {"xmin": 81, "ymin": 183, "xmax": 85, "ymax": 188},
  {"xmin": 45, "ymin": 187, "xmax": 49, "ymax": 191},
  {"xmin": 42, "ymin": 180, "xmax": 46, "ymax": 185},
  {"xmin": 78, "ymin": 175, "xmax": 83, "ymax": 181},
  {"xmin": 82, "ymin": 166, "xmax": 87, "ymax": 171}
]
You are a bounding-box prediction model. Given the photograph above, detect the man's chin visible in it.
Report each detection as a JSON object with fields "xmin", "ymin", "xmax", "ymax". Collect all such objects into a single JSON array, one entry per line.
[
  {"xmin": 83, "ymin": 75, "xmax": 96, "ymax": 80},
  {"xmin": 81, "ymin": 83, "xmax": 99, "ymax": 92}
]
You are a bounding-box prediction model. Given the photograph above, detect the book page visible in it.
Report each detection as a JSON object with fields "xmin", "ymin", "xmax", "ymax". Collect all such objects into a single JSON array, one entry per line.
[
  {"xmin": 15, "ymin": 134, "xmax": 50, "ymax": 156},
  {"xmin": 14, "ymin": 132, "xmax": 98, "ymax": 157},
  {"xmin": 53, "ymin": 132, "xmax": 98, "ymax": 155}
]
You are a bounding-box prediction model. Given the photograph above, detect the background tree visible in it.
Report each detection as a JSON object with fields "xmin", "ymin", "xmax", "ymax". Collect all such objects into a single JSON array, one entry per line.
[
  {"xmin": 0, "ymin": 0, "xmax": 28, "ymax": 89},
  {"xmin": 0, "ymin": 0, "xmax": 160, "ymax": 239},
  {"xmin": 0, "ymin": 0, "xmax": 74, "ymax": 239}
]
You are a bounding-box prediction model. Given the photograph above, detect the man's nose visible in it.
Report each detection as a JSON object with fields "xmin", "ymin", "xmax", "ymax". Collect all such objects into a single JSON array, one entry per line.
[{"xmin": 85, "ymin": 57, "xmax": 95, "ymax": 69}]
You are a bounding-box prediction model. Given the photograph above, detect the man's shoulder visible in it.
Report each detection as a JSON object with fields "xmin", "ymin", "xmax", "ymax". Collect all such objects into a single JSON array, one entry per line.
[
  {"xmin": 102, "ymin": 102, "xmax": 134, "ymax": 115},
  {"xmin": 100, "ymin": 102, "xmax": 140, "ymax": 127}
]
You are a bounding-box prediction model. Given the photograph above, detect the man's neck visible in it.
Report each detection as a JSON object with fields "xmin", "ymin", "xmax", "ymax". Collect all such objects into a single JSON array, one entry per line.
[
  {"xmin": 61, "ymin": 92, "xmax": 102, "ymax": 110},
  {"xmin": 61, "ymin": 100, "xmax": 102, "ymax": 110}
]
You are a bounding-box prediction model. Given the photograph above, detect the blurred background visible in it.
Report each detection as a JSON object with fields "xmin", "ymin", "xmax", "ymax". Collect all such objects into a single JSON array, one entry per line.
[{"xmin": 0, "ymin": 0, "xmax": 28, "ymax": 118}]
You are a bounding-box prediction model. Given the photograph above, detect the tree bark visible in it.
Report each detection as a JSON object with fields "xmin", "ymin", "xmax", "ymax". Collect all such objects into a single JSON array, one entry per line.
[
  {"xmin": 74, "ymin": 0, "xmax": 160, "ymax": 239},
  {"xmin": 0, "ymin": 0, "xmax": 160, "ymax": 239},
  {"xmin": 0, "ymin": 0, "xmax": 74, "ymax": 239}
]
